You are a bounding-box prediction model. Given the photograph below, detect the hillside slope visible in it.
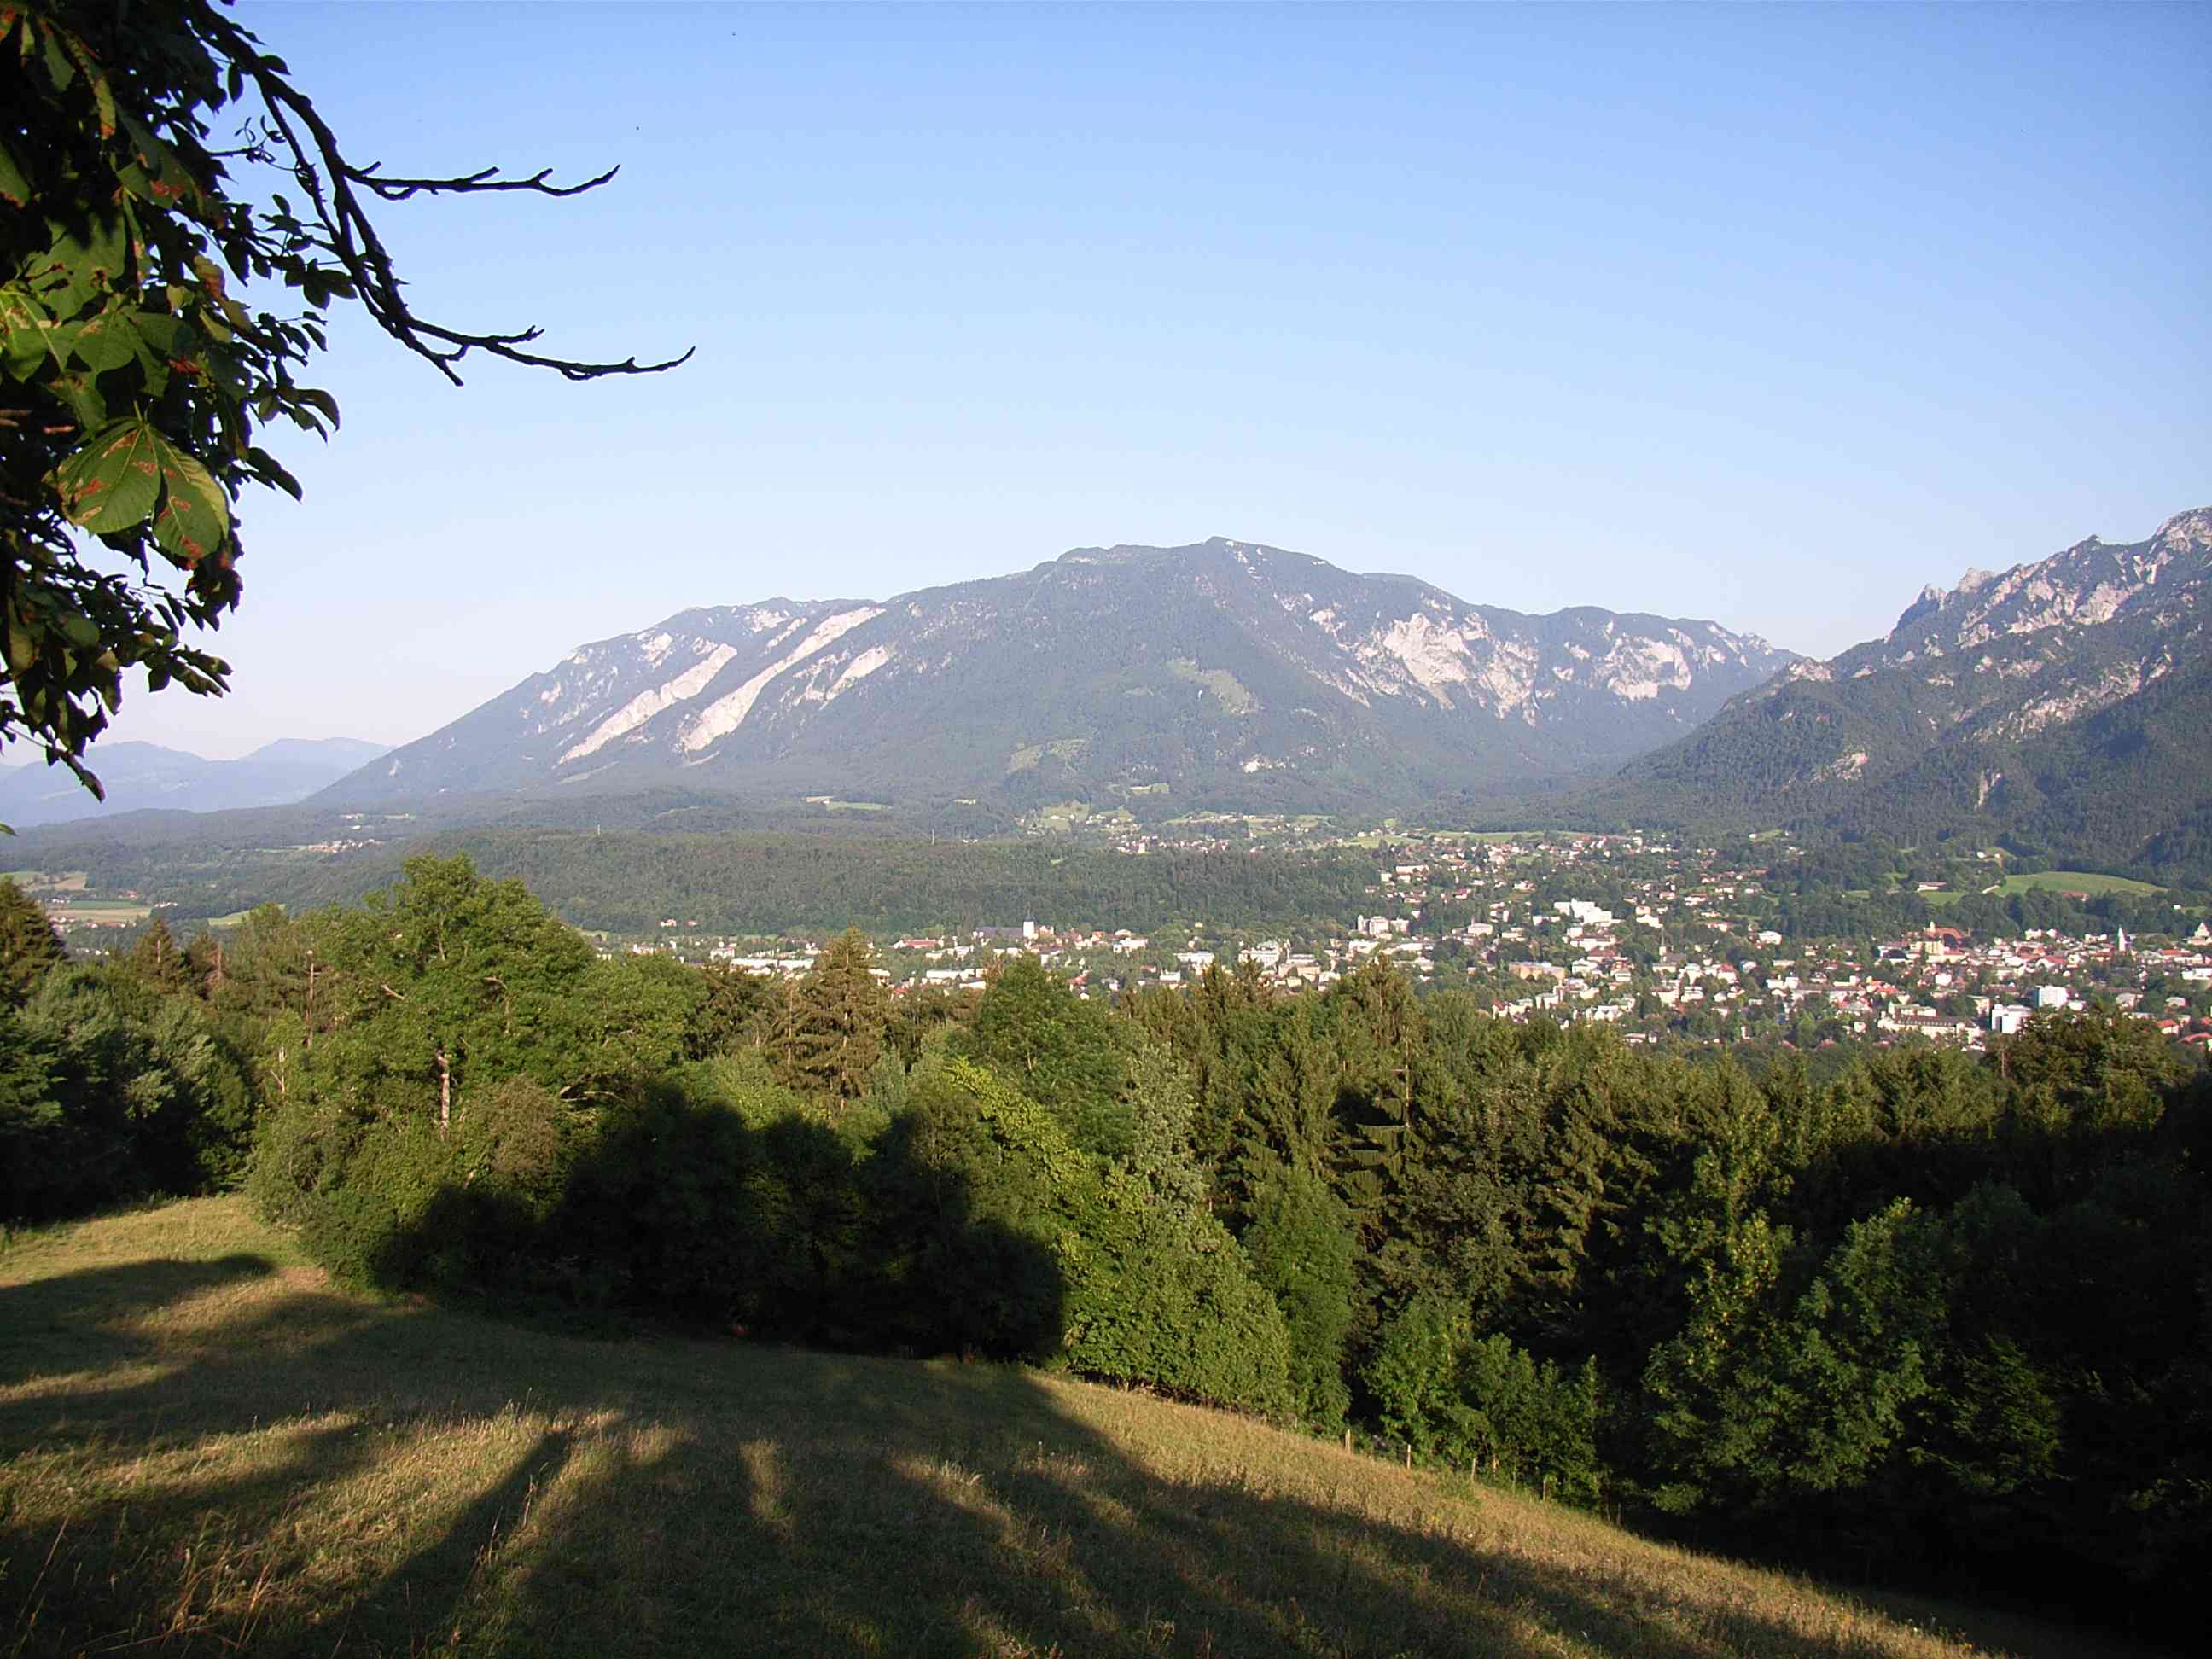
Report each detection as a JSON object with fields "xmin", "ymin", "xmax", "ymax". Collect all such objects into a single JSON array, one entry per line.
[
  {"xmin": 0, "ymin": 1200, "xmax": 2140, "ymax": 1659},
  {"xmin": 1586, "ymin": 509, "xmax": 2211, "ymax": 876},
  {"xmin": 324, "ymin": 538, "xmax": 1792, "ymax": 818}
]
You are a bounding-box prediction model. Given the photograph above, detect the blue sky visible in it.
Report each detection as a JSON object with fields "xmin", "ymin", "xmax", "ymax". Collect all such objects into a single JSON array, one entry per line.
[{"xmin": 84, "ymin": 1, "xmax": 2212, "ymax": 757}]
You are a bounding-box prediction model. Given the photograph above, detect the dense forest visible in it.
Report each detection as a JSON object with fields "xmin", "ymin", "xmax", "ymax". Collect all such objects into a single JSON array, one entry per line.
[
  {"xmin": 26, "ymin": 818, "xmax": 1386, "ymax": 939},
  {"xmin": 2, "ymin": 863, "xmax": 2205, "ymax": 1640},
  {"xmin": 435, "ymin": 829, "xmax": 1382, "ymax": 938}
]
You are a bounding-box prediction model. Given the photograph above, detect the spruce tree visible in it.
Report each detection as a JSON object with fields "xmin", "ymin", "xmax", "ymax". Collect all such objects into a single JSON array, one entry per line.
[
  {"xmin": 123, "ymin": 916, "xmax": 195, "ymax": 996},
  {"xmin": 0, "ymin": 879, "xmax": 66, "ymax": 1007},
  {"xmin": 779, "ymin": 929, "xmax": 891, "ymax": 1101}
]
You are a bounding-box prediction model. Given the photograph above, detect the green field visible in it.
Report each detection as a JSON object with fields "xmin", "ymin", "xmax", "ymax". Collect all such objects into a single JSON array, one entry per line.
[
  {"xmin": 41, "ymin": 899, "xmax": 151, "ymax": 926},
  {"xmin": 1989, "ymin": 871, "xmax": 2163, "ymax": 899},
  {"xmin": 0, "ymin": 1200, "xmax": 2139, "ymax": 1659}
]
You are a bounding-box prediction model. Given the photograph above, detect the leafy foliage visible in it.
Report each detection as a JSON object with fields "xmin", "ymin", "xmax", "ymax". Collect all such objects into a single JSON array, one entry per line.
[
  {"xmin": 1365, "ymin": 1299, "xmax": 1603, "ymax": 1501},
  {"xmin": 955, "ymin": 953, "xmax": 1135, "ymax": 1155},
  {"xmin": 2, "ymin": 0, "xmax": 680, "ymax": 799},
  {"xmin": 0, "ymin": 958, "xmax": 253, "ymax": 1219},
  {"xmin": 13, "ymin": 816, "xmax": 1388, "ymax": 940}
]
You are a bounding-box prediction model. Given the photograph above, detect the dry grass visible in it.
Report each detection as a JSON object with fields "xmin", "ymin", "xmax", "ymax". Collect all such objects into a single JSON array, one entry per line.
[{"xmin": 0, "ymin": 1199, "xmax": 2150, "ymax": 1658}]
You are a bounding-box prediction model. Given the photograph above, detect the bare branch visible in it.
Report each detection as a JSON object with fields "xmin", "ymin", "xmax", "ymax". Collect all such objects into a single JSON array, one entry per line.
[
  {"xmin": 346, "ymin": 162, "xmax": 623, "ymax": 201},
  {"xmin": 200, "ymin": 15, "xmax": 690, "ymax": 387}
]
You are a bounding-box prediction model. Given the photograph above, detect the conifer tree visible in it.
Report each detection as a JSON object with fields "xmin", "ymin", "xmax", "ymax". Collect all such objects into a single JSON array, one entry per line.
[
  {"xmin": 0, "ymin": 877, "xmax": 66, "ymax": 1006},
  {"xmin": 123, "ymin": 915, "xmax": 195, "ymax": 995},
  {"xmin": 777, "ymin": 929, "xmax": 891, "ymax": 1101},
  {"xmin": 1324, "ymin": 959, "xmax": 1429, "ymax": 1226}
]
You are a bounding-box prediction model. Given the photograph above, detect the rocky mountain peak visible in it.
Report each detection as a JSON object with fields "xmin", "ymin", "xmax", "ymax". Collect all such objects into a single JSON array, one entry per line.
[
  {"xmin": 1871, "ymin": 509, "xmax": 2207, "ymax": 660},
  {"xmin": 1892, "ymin": 565, "xmax": 2004, "ymax": 632},
  {"xmin": 2151, "ymin": 506, "xmax": 2212, "ymax": 557}
]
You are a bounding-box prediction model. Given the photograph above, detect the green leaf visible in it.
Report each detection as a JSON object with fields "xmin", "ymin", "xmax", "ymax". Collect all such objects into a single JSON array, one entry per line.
[
  {"xmin": 245, "ymin": 445, "xmax": 304, "ymax": 500},
  {"xmin": 66, "ymin": 310, "xmax": 140, "ymax": 371},
  {"xmin": 29, "ymin": 215, "xmax": 130, "ymax": 317},
  {"xmin": 111, "ymin": 156, "xmax": 153, "ymax": 201},
  {"xmin": 55, "ymin": 418, "xmax": 162, "ymax": 533},
  {"xmin": 148, "ymin": 433, "xmax": 230, "ymax": 563},
  {"xmin": 189, "ymin": 253, "xmax": 249, "ymax": 332},
  {"xmin": 131, "ymin": 312, "xmax": 193, "ymax": 356},
  {"xmin": 116, "ymin": 112, "xmax": 201, "ymax": 212},
  {"xmin": 37, "ymin": 24, "xmax": 75, "ymax": 92},
  {"xmin": 0, "ymin": 297, "xmax": 49, "ymax": 379},
  {"xmin": 0, "ymin": 137, "xmax": 27, "ymax": 208},
  {"xmin": 0, "ymin": 331, "xmax": 43, "ymax": 380},
  {"xmin": 46, "ymin": 369, "xmax": 106, "ymax": 428}
]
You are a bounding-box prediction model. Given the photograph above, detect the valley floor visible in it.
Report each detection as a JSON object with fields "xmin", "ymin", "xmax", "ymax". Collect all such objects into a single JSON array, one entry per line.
[{"xmin": 0, "ymin": 1200, "xmax": 2151, "ymax": 1658}]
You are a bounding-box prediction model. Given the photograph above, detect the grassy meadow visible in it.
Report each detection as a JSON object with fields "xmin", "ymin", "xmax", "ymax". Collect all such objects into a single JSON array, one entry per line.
[
  {"xmin": 0, "ymin": 1201, "xmax": 2151, "ymax": 1659},
  {"xmin": 1988, "ymin": 872, "xmax": 2163, "ymax": 899}
]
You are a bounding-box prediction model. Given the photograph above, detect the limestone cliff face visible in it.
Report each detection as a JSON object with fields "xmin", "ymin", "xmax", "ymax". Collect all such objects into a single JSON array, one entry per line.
[{"xmin": 1873, "ymin": 508, "xmax": 2210, "ymax": 661}]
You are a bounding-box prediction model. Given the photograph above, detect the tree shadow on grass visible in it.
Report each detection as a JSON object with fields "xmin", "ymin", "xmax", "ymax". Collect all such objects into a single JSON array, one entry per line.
[
  {"xmin": 3, "ymin": 1259, "xmax": 2119, "ymax": 1658},
  {"xmin": 0, "ymin": 1177, "xmax": 2149, "ymax": 1659},
  {"xmin": 0, "ymin": 1251, "xmax": 278, "ymax": 1388},
  {"xmin": 393, "ymin": 1350, "xmax": 2108, "ymax": 1659}
]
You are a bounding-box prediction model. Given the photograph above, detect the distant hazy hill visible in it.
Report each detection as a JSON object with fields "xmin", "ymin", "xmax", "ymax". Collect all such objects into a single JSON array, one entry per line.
[
  {"xmin": 322, "ymin": 537, "xmax": 1793, "ymax": 817},
  {"xmin": 1588, "ymin": 508, "xmax": 2212, "ymax": 880},
  {"xmin": 0, "ymin": 737, "xmax": 390, "ymax": 827}
]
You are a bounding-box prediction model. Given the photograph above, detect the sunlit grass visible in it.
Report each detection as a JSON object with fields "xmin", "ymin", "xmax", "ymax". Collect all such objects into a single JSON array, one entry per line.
[
  {"xmin": 1988, "ymin": 871, "xmax": 2163, "ymax": 899},
  {"xmin": 1, "ymin": 1199, "xmax": 2148, "ymax": 1657}
]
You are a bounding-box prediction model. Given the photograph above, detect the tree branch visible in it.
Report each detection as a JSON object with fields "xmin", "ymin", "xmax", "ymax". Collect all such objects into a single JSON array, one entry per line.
[
  {"xmin": 203, "ymin": 13, "xmax": 692, "ymax": 387},
  {"xmin": 346, "ymin": 161, "xmax": 622, "ymax": 201}
]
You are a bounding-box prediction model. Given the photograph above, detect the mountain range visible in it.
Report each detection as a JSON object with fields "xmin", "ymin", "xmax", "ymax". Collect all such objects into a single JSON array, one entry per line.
[
  {"xmin": 14, "ymin": 509, "xmax": 2202, "ymax": 887},
  {"xmin": 1593, "ymin": 507, "xmax": 2211, "ymax": 877},
  {"xmin": 0, "ymin": 738, "xmax": 390, "ymax": 828},
  {"xmin": 322, "ymin": 538, "xmax": 1794, "ymax": 817}
]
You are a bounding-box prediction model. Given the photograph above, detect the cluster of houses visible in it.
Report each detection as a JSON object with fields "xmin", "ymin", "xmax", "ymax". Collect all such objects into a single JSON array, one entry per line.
[{"xmin": 623, "ymin": 828, "xmax": 2212, "ymax": 1054}]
